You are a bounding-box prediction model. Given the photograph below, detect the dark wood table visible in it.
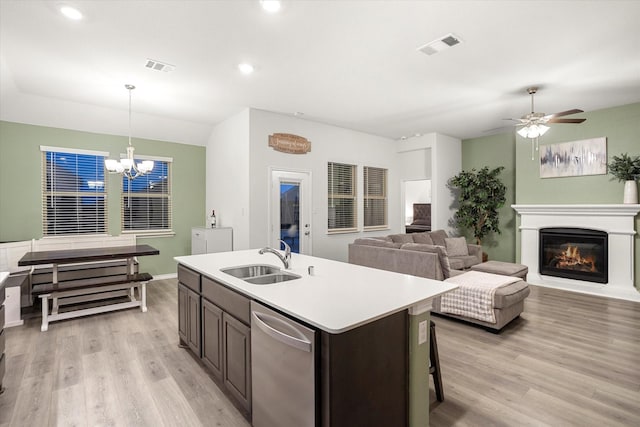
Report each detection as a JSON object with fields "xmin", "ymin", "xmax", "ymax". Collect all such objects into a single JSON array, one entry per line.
[{"xmin": 18, "ymin": 244, "xmax": 159, "ymax": 331}]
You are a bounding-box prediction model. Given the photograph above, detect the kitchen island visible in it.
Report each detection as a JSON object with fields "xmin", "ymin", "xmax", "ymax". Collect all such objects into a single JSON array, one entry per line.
[{"xmin": 175, "ymin": 249, "xmax": 456, "ymax": 427}]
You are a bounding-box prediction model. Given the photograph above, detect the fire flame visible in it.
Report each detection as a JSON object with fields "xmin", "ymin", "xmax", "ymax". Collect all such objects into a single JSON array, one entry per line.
[{"xmin": 553, "ymin": 245, "xmax": 597, "ymax": 272}]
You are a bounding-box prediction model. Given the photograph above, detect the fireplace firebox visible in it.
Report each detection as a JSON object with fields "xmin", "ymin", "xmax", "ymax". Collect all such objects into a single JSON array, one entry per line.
[{"xmin": 539, "ymin": 228, "xmax": 608, "ymax": 284}]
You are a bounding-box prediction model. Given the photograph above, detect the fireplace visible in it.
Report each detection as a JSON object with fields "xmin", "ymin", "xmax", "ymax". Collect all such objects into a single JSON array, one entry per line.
[{"xmin": 539, "ymin": 228, "xmax": 608, "ymax": 284}]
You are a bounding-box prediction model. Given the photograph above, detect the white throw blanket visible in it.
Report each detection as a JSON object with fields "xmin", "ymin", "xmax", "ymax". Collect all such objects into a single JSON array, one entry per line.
[{"xmin": 441, "ymin": 271, "xmax": 522, "ymax": 324}]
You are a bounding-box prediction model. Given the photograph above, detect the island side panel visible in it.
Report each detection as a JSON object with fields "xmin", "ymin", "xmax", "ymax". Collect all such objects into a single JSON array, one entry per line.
[
  {"xmin": 320, "ymin": 310, "xmax": 408, "ymax": 427},
  {"xmin": 409, "ymin": 310, "xmax": 430, "ymax": 427}
]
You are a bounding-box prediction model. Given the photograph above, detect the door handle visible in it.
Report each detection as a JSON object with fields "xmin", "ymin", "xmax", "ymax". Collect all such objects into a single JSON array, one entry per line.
[{"xmin": 252, "ymin": 311, "xmax": 312, "ymax": 352}]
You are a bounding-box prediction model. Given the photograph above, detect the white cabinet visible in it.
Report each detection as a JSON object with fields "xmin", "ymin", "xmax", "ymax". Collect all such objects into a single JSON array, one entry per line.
[{"xmin": 191, "ymin": 227, "xmax": 233, "ymax": 255}]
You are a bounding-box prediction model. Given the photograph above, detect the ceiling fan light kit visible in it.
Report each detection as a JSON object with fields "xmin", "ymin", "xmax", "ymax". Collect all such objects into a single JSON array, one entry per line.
[{"xmin": 508, "ymin": 87, "xmax": 586, "ymax": 160}]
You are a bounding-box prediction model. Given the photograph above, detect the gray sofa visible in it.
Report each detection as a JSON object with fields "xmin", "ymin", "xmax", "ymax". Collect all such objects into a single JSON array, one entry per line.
[
  {"xmin": 348, "ymin": 230, "xmax": 530, "ymax": 331},
  {"xmin": 348, "ymin": 230, "xmax": 482, "ymax": 280}
]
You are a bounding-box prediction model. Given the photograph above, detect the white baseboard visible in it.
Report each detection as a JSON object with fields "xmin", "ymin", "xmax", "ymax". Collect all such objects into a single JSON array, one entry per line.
[{"xmin": 150, "ymin": 273, "xmax": 177, "ymax": 281}]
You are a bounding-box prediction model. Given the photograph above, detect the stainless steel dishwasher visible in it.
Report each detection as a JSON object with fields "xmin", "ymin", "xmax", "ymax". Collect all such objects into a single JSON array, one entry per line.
[{"xmin": 250, "ymin": 301, "xmax": 316, "ymax": 427}]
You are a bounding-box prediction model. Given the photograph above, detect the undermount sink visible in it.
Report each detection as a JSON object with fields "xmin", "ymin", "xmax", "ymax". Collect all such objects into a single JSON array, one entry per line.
[
  {"xmin": 221, "ymin": 264, "xmax": 281, "ymax": 279},
  {"xmin": 245, "ymin": 272, "xmax": 301, "ymax": 285},
  {"xmin": 221, "ymin": 264, "xmax": 301, "ymax": 285}
]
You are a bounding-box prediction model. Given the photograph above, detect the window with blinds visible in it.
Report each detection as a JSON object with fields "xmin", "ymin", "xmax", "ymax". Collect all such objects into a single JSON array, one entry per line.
[
  {"xmin": 328, "ymin": 162, "xmax": 357, "ymax": 233},
  {"xmin": 41, "ymin": 146, "xmax": 108, "ymax": 236},
  {"xmin": 363, "ymin": 166, "xmax": 388, "ymax": 230},
  {"xmin": 121, "ymin": 158, "xmax": 172, "ymax": 233}
]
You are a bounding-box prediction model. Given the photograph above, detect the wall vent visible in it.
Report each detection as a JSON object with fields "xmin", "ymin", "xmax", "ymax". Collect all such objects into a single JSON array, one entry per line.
[
  {"xmin": 145, "ymin": 59, "xmax": 175, "ymax": 72},
  {"xmin": 417, "ymin": 33, "xmax": 462, "ymax": 56}
]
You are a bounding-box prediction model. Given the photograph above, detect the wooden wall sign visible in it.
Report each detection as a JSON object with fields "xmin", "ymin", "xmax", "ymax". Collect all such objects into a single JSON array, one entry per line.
[{"xmin": 268, "ymin": 133, "xmax": 311, "ymax": 154}]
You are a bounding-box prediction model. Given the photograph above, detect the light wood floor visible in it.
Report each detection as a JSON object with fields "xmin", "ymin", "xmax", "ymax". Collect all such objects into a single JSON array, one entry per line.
[{"xmin": 1, "ymin": 280, "xmax": 638, "ymax": 426}]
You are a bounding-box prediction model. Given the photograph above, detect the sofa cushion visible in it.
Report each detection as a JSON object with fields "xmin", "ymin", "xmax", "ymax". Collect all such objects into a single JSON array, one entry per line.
[
  {"xmin": 354, "ymin": 238, "xmax": 402, "ymax": 249},
  {"xmin": 494, "ymin": 280, "xmax": 530, "ymax": 309},
  {"xmin": 458, "ymin": 255, "xmax": 481, "ymax": 269},
  {"xmin": 389, "ymin": 234, "xmax": 415, "ymax": 244},
  {"xmin": 412, "ymin": 232, "xmax": 434, "ymax": 245},
  {"xmin": 445, "ymin": 237, "xmax": 469, "ymax": 257},
  {"xmin": 448, "ymin": 257, "xmax": 465, "ymax": 271},
  {"xmin": 429, "ymin": 229, "xmax": 448, "ymax": 247},
  {"xmin": 401, "ymin": 243, "xmax": 451, "ymax": 278}
]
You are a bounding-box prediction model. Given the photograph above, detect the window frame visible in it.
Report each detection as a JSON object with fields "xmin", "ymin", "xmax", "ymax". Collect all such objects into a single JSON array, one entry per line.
[
  {"xmin": 40, "ymin": 145, "xmax": 109, "ymax": 237},
  {"xmin": 327, "ymin": 161, "xmax": 358, "ymax": 234}
]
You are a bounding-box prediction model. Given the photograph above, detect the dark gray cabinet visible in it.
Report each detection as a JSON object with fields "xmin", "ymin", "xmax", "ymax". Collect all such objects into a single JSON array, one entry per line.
[
  {"xmin": 222, "ymin": 312, "xmax": 251, "ymax": 413},
  {"xmin": 177, "ymin": 265, "xmax": 251, "ymax": 419},
  {"xmin": 178, "ymin": 265, "xmax": 202, "ymax": 356},
  {"xmin": 178, "ymin": 283, "xmax": 201, "ymax": 356},
  {"xmin": 202, "ymin": 299, "xmax": 223, "ymax": 380}
]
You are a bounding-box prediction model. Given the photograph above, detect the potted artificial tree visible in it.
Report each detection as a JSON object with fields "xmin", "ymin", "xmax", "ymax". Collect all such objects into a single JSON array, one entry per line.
[
  {"xmin": 608, "ymin": 153, "xmax": 640, "ymax": 204},
  {"xmin": 448, "ymin": 166, "xmax": 506, "ymax": 261}
]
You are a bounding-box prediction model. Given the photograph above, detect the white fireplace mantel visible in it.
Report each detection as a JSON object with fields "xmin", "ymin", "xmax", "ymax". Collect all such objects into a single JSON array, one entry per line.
[{"xmin": 513, "ymin": 204, "xmax": 640, "ymax": 301}]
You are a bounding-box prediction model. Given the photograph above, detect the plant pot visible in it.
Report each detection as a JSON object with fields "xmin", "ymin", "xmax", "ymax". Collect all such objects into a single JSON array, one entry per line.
[{"xmin": 623, "ymin": 180, "xmax": 638, "ymax": 204}]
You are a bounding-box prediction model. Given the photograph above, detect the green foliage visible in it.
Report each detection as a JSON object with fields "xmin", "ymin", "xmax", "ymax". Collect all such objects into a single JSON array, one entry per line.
[
  {"xmin": 449, "ymin": 166, "xmax": 506, "ymax": 245},
  {"xmin": 608, "ymin": 153, "xmax": 640, "ymax": 182}
]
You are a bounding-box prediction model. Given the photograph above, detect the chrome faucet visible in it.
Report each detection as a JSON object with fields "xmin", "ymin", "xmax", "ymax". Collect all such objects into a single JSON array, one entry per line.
[{"xmin": 259, "ymin": 240, "xmax": 292, "ymax": 269}]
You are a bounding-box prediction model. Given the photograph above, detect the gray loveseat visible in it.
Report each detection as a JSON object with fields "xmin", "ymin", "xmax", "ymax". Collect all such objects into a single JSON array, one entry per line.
[
  {"xmin": 348, "ymin": 229, "xmax": 482, "ymax": 280},
  {"xmin": 348, "ymin": 230, "xmax": 530, "ymax": 331}
]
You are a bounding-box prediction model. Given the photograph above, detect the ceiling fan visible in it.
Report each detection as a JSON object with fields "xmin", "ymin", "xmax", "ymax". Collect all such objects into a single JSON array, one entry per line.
[{"xmin": 507, "ymin": 87, "xmax": 586, "ymax": 159}]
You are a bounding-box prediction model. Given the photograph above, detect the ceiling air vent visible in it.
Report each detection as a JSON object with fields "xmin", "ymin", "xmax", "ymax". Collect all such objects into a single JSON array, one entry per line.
[
  {"xmin": 417, "ymin": 33, "xmax": 462, "ymax": 56},
  {"xmin": 145, "ymin": 58, "xmax": 175, "ymax": 72}
]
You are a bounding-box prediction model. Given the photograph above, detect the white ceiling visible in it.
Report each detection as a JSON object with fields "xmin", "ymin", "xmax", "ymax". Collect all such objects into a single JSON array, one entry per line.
[{"xmin": 1, "ymin": 0, "xmax": 639, "ymax": 144}]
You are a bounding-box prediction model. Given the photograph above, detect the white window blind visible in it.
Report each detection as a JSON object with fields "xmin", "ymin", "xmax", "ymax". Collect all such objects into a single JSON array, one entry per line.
[
  {"xmin": 121, "ymin": 159, "xmax": 172, "ymax": 233},
  {"xmin": 41, "ymin": 147, "xmax": 108, "ymax": 236},
  {"xmin": 328, "ymin": 162, "xmax": 357, "ymax": 233},
  {"xmin": 363, "ymin": 166, "xmax": 388, "ymax": 230}
]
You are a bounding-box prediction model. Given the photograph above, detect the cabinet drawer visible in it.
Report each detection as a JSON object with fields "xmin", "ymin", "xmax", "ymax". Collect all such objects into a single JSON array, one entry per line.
[
  {"xmin": 202, "ymin": 277, "xmax": 250, "ymax": 325},
  {"xmin": 178, "ymin": 265, "xmax": 200, "ymax": 292}
]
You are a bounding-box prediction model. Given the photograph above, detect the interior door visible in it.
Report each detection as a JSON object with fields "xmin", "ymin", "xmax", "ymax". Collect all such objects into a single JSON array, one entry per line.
[{"xmin": 270, "ymin": 170, "xmax": 312, "ymax": 255}]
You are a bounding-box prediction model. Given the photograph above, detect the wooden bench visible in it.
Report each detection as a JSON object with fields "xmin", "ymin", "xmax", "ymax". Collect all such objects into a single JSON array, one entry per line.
[{"xmin": 38, "ymin": 272, "xmax": 153, "ymax": 332}]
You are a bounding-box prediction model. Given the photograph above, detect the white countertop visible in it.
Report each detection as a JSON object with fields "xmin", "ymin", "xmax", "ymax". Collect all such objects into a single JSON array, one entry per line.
[{"xmin": 175, "ymin": 249, "xmax": 457, "ymax": 333}]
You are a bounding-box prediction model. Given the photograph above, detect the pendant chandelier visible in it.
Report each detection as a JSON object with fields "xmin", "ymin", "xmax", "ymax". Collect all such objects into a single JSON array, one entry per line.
[{"xmin": 105, "ymin": 84, "xmax": 154, "ymax": 179}]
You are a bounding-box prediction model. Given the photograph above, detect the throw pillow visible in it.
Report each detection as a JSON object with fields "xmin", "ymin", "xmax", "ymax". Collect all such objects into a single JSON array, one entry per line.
[
  {"xmin": 412, "ymin": 232, "xmax": 434, "ymax": 245},
  {"xmin": 389, "ymin": 234, "xmax": 415, "ymax": 244},
  {"xmin": 429, "ymin": 229, "xmax": 448, "ymax": 247},
  {"xmin": 445, "ymin": 237, "xmax": 469, "ymax": 257}
]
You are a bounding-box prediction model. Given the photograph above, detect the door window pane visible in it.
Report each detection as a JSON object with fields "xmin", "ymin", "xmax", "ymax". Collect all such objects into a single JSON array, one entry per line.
[{"xmin": 280, "ymin": 182, "xmax": 300, "ymax": 253}]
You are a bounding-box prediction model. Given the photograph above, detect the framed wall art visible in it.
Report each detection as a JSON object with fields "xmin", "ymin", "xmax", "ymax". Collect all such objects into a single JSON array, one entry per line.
[{"xmin": 539, "ymin": 137, "xmax": 607, "ymax": 178}]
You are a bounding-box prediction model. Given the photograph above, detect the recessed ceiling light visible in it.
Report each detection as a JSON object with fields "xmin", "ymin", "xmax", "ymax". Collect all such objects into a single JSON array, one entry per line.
[
  {"xmin": 238, "ymin": 63, "xmax": 254, "ymax": 75},
  {"xmin": 260, "ymin": 0, "xmax": 281, "ymax": 13},
  {"xmin": 60, "ymin": 6, "xmax": 83, "ymax": 20}
]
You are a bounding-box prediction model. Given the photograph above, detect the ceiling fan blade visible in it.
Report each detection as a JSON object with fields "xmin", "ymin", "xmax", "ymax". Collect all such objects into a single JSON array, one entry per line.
[
  {"xmin": 545, "ymin": 109, "xmax": 584, "ymax": 119},
  {"xmin": 547, "ymin": 118, "xmax": 587, "ymax": 124}
]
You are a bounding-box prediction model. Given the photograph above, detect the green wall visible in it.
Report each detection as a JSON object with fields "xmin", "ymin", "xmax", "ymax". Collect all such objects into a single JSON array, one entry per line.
[
  {"xmin": 0, "ymin": 121, "xmax": 206, "ymax": 276},
  {"xmin": 462, "ymin": 102, "xmax": 640, "ymax": 288},
  {"xmin": 460, "ymin": 132, "xmax": 517, "ymax": 262}
]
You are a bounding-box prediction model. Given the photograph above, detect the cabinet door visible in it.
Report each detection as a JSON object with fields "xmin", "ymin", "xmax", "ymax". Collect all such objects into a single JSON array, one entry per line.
[
  {"xmin": 223, "ymin": 313, "xmax": 251, "ymax": 413},
  {"xmin": 178, "ymin": 284, "xmax": 188, "ymax": 344},
  {"xmin": 187, "ymin": 288, "xmax": 201, "ymax": 356},
  {"xmin": 202, "ymin": 299, "xmax": 223, "ymax": 380}
]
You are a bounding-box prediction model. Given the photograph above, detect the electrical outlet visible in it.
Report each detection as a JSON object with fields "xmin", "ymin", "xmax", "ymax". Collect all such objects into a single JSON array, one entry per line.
[{"xmin": 418, "ymin": 320, "xmax": 427, "ymax": 344}]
